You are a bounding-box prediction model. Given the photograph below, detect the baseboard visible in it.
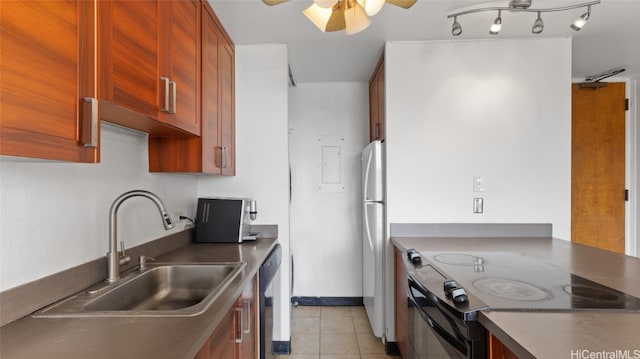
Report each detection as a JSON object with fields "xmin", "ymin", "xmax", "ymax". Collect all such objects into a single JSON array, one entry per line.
[
  {"xmin": 385, "ymin": 341, "xmax": 401, "ymax": 356},
  {"xmin": 272, "ymin": 340, "xmax": 291, "ymax": 355},
  {"xmin": 291, "ymin": 296, "xmax": 364, "ymax": 306}
]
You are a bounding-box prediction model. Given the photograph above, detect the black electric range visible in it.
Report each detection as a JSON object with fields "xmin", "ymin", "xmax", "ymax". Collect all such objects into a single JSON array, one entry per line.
[
  {"xmin": 405, "ymin": 250, "xmax": 640, "ymax": 359},
  {"xmin": 418, "ymin": 251, "xmax": 640, "ymax": 312}
]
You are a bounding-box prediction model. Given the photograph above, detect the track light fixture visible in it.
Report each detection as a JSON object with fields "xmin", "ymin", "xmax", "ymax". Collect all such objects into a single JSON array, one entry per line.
[
  {"xmin": 447, "ymin": 0, "xmax": 599, "ymax": 37},
  {"xmin": 532, "ymin": 11, "xmax": 544, "ymax": 34},
  {"xmin": 451, "ymin": 16, "xmax": 462, "ymax": 36},
  {"xmin": 489, "ymin": 10, "xmax": 502, "ymax": 35},
  {"xmin": 570, "ymin": 5, "xmax": 591, "ymax": 31}
]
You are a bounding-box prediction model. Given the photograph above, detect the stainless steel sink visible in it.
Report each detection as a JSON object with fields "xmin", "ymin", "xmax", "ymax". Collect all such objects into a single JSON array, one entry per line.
[{"xmin": 34, "ymin": 263, "xmax": 244, "ymax": 317}]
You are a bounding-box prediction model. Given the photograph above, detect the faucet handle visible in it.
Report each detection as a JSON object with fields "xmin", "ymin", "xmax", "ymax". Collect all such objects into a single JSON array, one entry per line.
[{"xmin": 118, "ymin": 241, "xmax": 130, "ymax": 266}]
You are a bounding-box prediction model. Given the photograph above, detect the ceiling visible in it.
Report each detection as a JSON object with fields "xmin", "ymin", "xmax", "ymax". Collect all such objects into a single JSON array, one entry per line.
[{"xmin": 208, "ymin": 0, "xmax": 640, "ymax": 83}]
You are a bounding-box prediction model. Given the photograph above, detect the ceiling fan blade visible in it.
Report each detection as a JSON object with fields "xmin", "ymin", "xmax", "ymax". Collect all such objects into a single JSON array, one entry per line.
[
  {"xmin": 385, "ymin": 0, "xmax": 417, "ymax": 9},
  {"xmin": 262, "ymin": 0, "xmax": 290, "ymax": 6}
]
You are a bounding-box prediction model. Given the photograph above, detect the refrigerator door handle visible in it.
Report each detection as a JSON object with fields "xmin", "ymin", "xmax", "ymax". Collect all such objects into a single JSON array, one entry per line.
[{"xmin": 363, "ymin": 203, "xmax": 375, "ymax": 252}]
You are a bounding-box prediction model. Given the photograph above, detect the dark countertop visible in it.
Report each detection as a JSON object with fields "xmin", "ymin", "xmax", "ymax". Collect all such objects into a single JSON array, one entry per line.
[
  {"xmin": 392, "ymin": 236, "xmax": 640, "ymax": 359},
  {"xmin": 0, "ymin": 237, "xmax": 278, "ymax": 359}
]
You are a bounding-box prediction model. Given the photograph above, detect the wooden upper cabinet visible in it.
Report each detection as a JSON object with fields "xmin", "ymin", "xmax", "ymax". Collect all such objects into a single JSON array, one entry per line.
[
  {"xmin": 218, "ymin": 37, "xmax": 236, "ymax": 175},
  {"xmin": 99, "ymin": 0, "xmax": 200, "ymax": 136},
  {"xmin": 0, "ymin": 0, "xmax": 99, "ymax": 163},
  {"xmin": 369, "ymin": 54, "xmax": 385, "ymax": 142},
  {"xmin": 149, "ymin": 1, "xmax": 235, "ymax": 175},
  {"xmin": 159, "ymin": 0, "xmax": 201, "ymax": 135}
]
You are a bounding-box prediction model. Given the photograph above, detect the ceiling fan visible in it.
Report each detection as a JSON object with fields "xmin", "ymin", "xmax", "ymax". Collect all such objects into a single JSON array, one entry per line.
[{"xmin": 262, "ymin": 0, "xmax": 417, "ymax": 35}]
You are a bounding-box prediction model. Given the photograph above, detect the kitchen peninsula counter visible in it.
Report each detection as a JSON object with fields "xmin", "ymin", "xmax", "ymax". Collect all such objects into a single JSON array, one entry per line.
[
  {"xmin": 0, "ymin": 234, "xmax": 278, "ymax": 359},
  {"xmin": 392, "ymin": 235, "xmax": 640, "ymax": 359}
]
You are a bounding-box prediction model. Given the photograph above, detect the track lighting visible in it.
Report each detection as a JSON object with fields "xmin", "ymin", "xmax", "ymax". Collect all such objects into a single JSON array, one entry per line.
[
  {"xmin": 570, "ymin": 5, "xmax": 591, "ymax": 31},
  {"xmin": 451, "ymin": 16, "xmax": 462, "ymax": 36},
  {"xmin": 447, "ymin": 0, "xmax": 599, "ymax": 37},
  {"xmin": 489, "ymin": 10, "xmax": 502, "ymax": 35},
  {"xmin": 532, "ymin": 11, "xmax": 544, "ymax": 34}
]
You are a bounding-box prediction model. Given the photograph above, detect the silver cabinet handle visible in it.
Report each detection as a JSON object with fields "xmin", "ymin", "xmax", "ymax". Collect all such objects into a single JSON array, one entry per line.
[
  {"xmin": 243, "ymin": 300, "xmax": 251, "ymax": 334},
  {"xmin": 221, "ymin": 146, "xmax": 228, "ymax": 169},
  {"xmin": 170, "ymin": 80, "xmax": 177, "ymax": 114},
  {"xmin": 81, "ymin": 97, "xmax": 98, "ymax": 148},
  {"xmin": 160, "ymin": 77, "xmax": 170, "ymax": 112},
  {"xmin": 235, "ymin": 307, "xmax": 244, "ymax": 343}
]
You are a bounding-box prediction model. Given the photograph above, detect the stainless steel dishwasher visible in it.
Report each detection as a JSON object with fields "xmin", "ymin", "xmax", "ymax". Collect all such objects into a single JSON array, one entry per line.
[{"xmin": 260, "ymin": 243, "xmax": 281, "ymax": 359}]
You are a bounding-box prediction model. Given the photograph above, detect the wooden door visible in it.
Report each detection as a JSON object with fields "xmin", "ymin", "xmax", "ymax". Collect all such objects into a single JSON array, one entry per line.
[
  {"xmin": 238, "ymin": 276, "xmax": 258, "ymax": 359},
  {"xmin": 571, "ymin": 82, "xmax": 626, "ymax": 253},
  {"xmin": 376, "ymin": 62, "xmax": 385, "ymax": 141},
  {"xmin": 0, "ymin": 0, "xmax": 98, "ymax": 163},
  {"xmin": 160, "ymin": 0, "xmax": 201, "ymax": 135}
]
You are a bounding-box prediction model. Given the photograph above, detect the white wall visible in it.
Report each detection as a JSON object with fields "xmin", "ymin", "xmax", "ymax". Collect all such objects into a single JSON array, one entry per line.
[
  {"xmin": 288, "ymin": 82, "xmax": 368, "ymax": 297},
  {"xmin": 197, "ymin": 45, "xmax": 291, "ymax": 341},
  {"xmin": 0, "ymin": 124, "xmax": 197, "ymax": 291},
  {"xmin": 383, "ymin": 37, "xmax": 572, "ymax": 341},
  {"xmin": 385, "ymin": 38, "xmax": 572, "ymax": 238}
]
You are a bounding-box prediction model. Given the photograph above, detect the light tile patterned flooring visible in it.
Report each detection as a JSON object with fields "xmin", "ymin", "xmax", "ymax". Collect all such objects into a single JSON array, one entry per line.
[{"xmin": 277, "ymin": 306, "xmax": 397, "ymax": 359}]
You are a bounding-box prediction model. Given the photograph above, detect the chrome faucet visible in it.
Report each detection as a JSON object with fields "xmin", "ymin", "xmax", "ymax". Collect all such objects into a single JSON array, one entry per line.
[{"xmin": 107, "ymin": 190, "xmax": 175, "ymax": 282}]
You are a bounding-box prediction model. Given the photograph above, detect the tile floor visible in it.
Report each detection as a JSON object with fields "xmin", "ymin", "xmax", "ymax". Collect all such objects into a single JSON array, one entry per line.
[{"xmin": 277, "ymin": 306, "xmax": 398, "ymax": 359}]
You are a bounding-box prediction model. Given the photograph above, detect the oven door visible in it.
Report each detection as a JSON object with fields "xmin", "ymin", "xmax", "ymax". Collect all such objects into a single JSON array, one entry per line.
[{"xmin": 408, "ymin": 276, "xmax": 482, "ymax": 359}]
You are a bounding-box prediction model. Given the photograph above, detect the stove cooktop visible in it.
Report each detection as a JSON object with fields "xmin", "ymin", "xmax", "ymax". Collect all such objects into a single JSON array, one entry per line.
[{"xmin": 418, "ymin": 251, "xmax": 640, "ymax": 312}]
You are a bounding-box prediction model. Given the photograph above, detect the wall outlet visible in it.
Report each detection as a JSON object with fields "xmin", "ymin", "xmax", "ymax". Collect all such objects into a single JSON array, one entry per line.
[{"xmin": 173, "ymin": 212, "xmax": 185, "ymax": 222}]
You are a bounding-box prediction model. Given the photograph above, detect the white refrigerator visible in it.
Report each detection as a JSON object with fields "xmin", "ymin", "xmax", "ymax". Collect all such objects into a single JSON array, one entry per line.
[{"xmin": 361, "ymin": 140, "xmax": 384, "ymax": 337}]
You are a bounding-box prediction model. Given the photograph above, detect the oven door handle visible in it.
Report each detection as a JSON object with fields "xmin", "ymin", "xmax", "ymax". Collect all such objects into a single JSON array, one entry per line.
[{"xmin": 408, "ymin": 276, "xmax": 469, "ymax": 355}]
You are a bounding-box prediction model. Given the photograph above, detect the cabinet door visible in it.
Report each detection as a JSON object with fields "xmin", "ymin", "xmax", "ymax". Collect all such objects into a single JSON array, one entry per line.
[
  {"xmin": 0, "ymin": 0, "xmax": 98, "ymax": 163},
  {"xmin": 160, "ymin": 0, "xmax": 201, "ymax": 135},
  {"xmin": 195, "ymin": 304, "xmax": 238, "ymax": 359},
  {"xmin": 201, "ymin": 4, "xmax": 222, "ymax": 174},
  {"xmin": 369, "ymin": 77, "xmax": 379, "ymax": 142},
  {"xmin": 394, "ymin": 248, "xmax": 409, "ymax": 359},
  {"xmin": 219, "ymin": 40, "xmax": 236, "ymax": 176},
  {"xmin": 99, "ymin": 0, "xmax": 160, "ymax": 120},
  {"xmin": 238, "ymin": 275, "xmax": 258, "ymax": 359},
  {"xmin": 376, "ymin": 64, "xmax": 385, "ymax": 142}
]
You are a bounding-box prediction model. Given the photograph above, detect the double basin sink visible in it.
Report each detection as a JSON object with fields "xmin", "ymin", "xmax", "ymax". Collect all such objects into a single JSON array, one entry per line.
[{"xmin": 34, "ymin": 262, "xmax": 245, "ymax": 317}]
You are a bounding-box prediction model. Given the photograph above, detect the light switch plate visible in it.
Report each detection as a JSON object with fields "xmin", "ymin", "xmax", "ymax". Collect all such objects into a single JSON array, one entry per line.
[
  {"xmin": 473, "ymin": 198, "xmax": 484, "ymax": 213},
  {"xmin": 473, "ymin": 176, "xmax": 485, "ymax": 192}
]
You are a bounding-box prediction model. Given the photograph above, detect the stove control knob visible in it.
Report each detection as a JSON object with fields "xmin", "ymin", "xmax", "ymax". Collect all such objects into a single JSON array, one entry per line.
[
  {"xmin": 451, "ymin": 288, "xmax": 468, "ymax": 304},
  {"xmin": 443, "ymin": 280, "xmax": 459, "ymax": 296},
  {"xmin": 407, "ymin": 249, "xmax": 422, "ymax": 265}
]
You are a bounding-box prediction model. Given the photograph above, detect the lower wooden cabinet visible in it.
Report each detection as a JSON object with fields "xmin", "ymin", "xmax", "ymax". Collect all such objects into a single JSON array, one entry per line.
[
  {"xmin": 394, "ymin": 248, "xmax": 409, "ymax": 359},
  {"xmin": 488, "ymin": 332, "xmax": 519, "ymax": 359},
  {"xmin": 195, "ymin": 274, "xmax": 258, "ymax": 359}
]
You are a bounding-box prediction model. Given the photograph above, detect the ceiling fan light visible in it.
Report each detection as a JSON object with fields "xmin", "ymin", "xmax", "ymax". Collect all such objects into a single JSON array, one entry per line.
[
  {"xmin": 452, "ymin": 16, "xmax": 462, "ymax": 36},
  {"xmin": 303, "ymin": 3, "xmax": 336, "ymax": 32},
  {"xmin": 345, "ymin": 1, "xmax": 371, "ymax": 35},
  {"xmin": 313, "ymin": 0, "xmax": 339, "ymax": 8},
  {"xmin": 358, "ymin": 0, "xmax": 385, "ymax": 16},
  {"xmin": 489, "ymin": 10, "xmax": 502, "ymax": 35},
  {"xmin": 532, "ymin": 12, "xmax": 544, "ymax": 34}
]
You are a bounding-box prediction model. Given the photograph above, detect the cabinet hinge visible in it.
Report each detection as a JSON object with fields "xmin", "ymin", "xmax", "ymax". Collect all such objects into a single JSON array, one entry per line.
[
  {"xmin": 625, "ymin": 189, "xmax": 629, "ymax": 202},
  {"xmin": 625, "ymin": 98, "xmax": 629, "ymax": 111}
]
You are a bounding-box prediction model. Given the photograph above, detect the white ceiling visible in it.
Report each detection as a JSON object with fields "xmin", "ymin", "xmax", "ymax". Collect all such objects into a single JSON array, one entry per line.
[{"xmin": 208, "ymin": 0, "xmax": 640, "ymax": 83}]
